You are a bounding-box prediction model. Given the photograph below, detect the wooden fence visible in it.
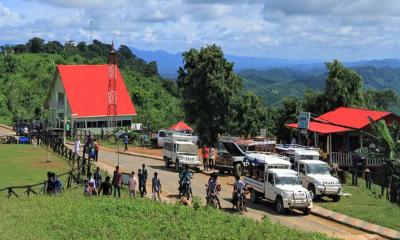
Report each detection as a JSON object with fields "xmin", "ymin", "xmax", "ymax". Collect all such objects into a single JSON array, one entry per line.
[{"xmin": 329, "ymin": 152, "xmax": 384, "ymax": 167}]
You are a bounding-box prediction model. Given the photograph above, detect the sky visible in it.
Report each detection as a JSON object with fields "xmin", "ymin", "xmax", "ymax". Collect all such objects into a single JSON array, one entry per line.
[{"xmin": 0, "ymin": 0, "xmax": 399, "ymax": 61}]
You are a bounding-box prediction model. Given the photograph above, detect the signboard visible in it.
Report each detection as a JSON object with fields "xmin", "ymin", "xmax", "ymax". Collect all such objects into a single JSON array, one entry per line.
[
  {"xmin": 298, "ymin": 112, "xmax": 311, "ymax": 129},
  {"xmin": 260, "ymin": 128, "xmax": 267, "ymax": 138}
]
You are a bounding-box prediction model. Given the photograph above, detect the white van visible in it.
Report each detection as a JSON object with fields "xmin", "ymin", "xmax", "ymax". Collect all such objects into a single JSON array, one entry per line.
[{"xmin": 163, "ymin": 135, "xmax": 200, "ymax": 171}]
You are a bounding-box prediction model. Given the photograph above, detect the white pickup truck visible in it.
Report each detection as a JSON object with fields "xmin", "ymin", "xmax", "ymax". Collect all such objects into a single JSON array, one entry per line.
[
  {"xmin": 276, "ymin": 144, "xmax": 341, "ymax": 201},
  {"xmin": 243, "ymin": 152, "xmax": 313, "ymax": 215},
  {"xmin": 298, "ymin": 160, "xmax": 341, "ymax": 201},
  {"xmin": 163, "ymin": 135, "xmax": 201, "ymax": 171}
]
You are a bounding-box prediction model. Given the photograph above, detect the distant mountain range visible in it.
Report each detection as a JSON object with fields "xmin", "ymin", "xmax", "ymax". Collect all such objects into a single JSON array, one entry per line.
[{"xmin": 130, "ymin": 47, "xmax": 400, "ymax": 79}]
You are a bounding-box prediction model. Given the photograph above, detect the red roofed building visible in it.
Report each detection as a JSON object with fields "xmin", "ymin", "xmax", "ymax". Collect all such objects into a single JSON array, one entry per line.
[
  {"xmin": 286, "ymin": 107, "xmax": 400, "ymax": 156},
  {"xmin": 46, "ymin": 64, "xmax": 136, "ymax": 134}
]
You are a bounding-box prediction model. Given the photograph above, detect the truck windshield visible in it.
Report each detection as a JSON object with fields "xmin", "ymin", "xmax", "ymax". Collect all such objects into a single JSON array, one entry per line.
[
  {"xmin": 306, "ymin": 164, "xmax": 330, "ymax": 175},
  {"xmin": 177, "ymin": 144, "xmax": 197, "ymax": 154},
  {"xmin": 275, "ymin": 175, "xmax": 300, "ymax": 185}
]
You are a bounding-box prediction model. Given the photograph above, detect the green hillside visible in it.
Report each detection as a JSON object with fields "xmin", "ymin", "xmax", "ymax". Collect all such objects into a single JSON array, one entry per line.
[
  {"xmin": 239, "ymin": 66, "xmax": 400, "ymax": 107},
  {"xmin": 0, "ymin": 39, "xmax": 182, "ymax": 129}
]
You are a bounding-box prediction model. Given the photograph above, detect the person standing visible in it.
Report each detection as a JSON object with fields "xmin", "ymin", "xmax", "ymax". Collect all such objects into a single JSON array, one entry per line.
[
  {"xmin": 74, "ymin": 137, "xmax": 81, "ymax": 157},
  {"xmin": 152, "ymin": 172, "xmax": 162, "ymax": 201},
  {"xmin": 112, "ymin": 166, "xmax": 122, "ymax": 197},
  {"xmin": 124, "ymin": 135, "xmax": 129, "ymax": 151},
  {"xmin": 364, "ymin": 168, "xmax": 372, "ymax": 190},
  {"xmin": 142, "ymin": 164, "xmax": 148, "ymax": 195},
  {"xmin": 138, "ymin": 169, "xmax": 145, "ymax": 197},
  {"xmin": 144, "ymin": 134, "xmax": 148, "ymax": 148},
  {"xmin": 202, "ymin": 145, "xmax": 210, "ymax": 171},
  {"xmin": 98, "ymin": 176, "xmax": 113, "ymax": 196},
  {"xmin": 209, "ymin": 146, "xmax": 215, "ymax": 170},
  {"xmin": 94, "ymin": 167, "xmax": 102, "ymax": 189},
  {"xmin": 95, "ymin": 139, "xmax": 100, "ymax": 162},
  {"xmin": 128, "ymin": 171, "xmax": 138, "ymax": 199}
]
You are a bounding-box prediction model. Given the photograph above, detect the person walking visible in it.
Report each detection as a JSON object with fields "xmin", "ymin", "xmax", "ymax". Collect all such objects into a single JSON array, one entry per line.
[
  {"xmin": 124, "ymin": 135, "xmax": 129, "ymax": 151},
  {"xmin": 94, "ymin": 167, "xmax": 102, "ymax": 189},
  {"xmin": 209, "ymin": 146, "xmax": 215, "ymax": 170},
  {"xmin": 138, "ymin": 169, "xmax": 145, "ymax": 197},
  {"xmin": 95, "ymin": 139, "xmax": 100, "ymax": 162},
  {"xmin": 112, "ymin": 166, "xmax": 122, "ymax": 197},
  {"xmin": 202, "ymin": 145, "xmax": 210, "ymax": 171},
  {"xmin": 142, "ymin": 164, "xmax": 148, "ymax": 195},
  {"xmin": 152, "ymin": 172, "xmax": 162, "ymax": 202},
  {"xmin": 98, "ymin": 176, "xmax": 113, "ymax": 196},
  {"xmin": 74, "ymin": 136, "xmax": 80, "ymax": 157},
  {"xmin": 128, "ymin": 171, "xmax": 138, "ymax": 199},
  {"xmin": 364, "ymin": 168, "xmax": 372, "ymax": 190}
]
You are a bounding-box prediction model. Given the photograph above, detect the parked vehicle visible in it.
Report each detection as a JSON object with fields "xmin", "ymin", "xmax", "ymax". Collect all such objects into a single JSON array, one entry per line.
[
  {"xmin": 243, "ymin": 153, "xmax": 313, "ymax": 215},
  {"xmin": 157, "ymin": 130, "xmax": 198, "ymax": 147},
  {"xmin": 275, "ymin": 144, "xmax": 320, "ymax": 165},
  {"xmin": 215, "ymin": 137, "xmax": 276, "ymax": 176},
  {"xmin": 298, "ymin": 160, "xmax": 341, "ymax": 201},
  {"xmin": 163, "ymin": 135, "xmax": 201, "ymax": 171}
]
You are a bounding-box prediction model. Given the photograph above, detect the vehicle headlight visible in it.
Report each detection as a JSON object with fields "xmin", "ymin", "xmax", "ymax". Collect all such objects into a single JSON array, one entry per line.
[{"xmin": 282, "ymin": 191, "xmax": 294, "ymax": 199}]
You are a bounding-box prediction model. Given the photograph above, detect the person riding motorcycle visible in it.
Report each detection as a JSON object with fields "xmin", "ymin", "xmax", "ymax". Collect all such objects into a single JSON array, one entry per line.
[
  {"xmin": 232, "ymin": 175, "xmax": 247, "ymax": 211},
  {"xmin": 207, "ymin": 173, "xmax": 222, "ymax": 209},
  {"xmin": 179, "ymin": 165, "xmax": 192, "ymax": 197}
]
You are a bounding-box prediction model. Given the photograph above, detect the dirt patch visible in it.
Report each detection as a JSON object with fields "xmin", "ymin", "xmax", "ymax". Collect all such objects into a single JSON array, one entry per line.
[{"xmin": 31, "ymin": 160, "xmax": 68, "ymax": 170}]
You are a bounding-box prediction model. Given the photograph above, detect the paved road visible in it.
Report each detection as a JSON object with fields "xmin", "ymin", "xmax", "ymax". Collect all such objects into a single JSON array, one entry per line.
[
  {"xmin": 89, "ymin": 148, "xmax": 381, "ymax": 240},
  {"xmin": 0, "ymin": 125, "xmax": 382, "ymax": 240}
]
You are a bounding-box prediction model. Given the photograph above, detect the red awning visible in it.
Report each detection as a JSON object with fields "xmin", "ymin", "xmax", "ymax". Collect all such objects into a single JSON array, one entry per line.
[
  {"xmin": 315, "ymin": 107, "xmax": 391, "ymax": 129},
  {"xmin": 169, "ymin": 121, "xmax": 193, "ymax": 131},
  {"xmin": 286, "ymin": 122, "xmax": 353, "ymax": 134}
]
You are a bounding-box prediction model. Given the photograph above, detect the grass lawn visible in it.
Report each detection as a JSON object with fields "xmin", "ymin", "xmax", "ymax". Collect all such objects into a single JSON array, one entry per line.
[
  {"xmin": 317, "ymin": 177, "xmax": 400, "ymax": 231},
  {"xmin": 0, "ymin": 189, "xmax": 335, "ymax": 240},
  {"xmin": 0, "ymin": 145, "xmax": 70, "ymax": 189}
]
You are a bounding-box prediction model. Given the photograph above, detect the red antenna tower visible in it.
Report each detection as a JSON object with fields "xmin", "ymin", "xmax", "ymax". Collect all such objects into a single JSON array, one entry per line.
[{"xmin": 107, "ymin": 41, "xmax": 118, "ymax": 130}]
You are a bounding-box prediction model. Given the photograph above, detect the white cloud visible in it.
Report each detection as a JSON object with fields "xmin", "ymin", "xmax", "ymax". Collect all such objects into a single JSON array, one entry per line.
[{"xmin": 2, "ymin": 0, "xmax": 400, "ymax": 60}]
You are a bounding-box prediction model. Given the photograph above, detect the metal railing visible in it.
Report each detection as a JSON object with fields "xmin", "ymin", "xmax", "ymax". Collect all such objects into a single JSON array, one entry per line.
[{"xmin": 329, "ymin": 152, "xmax": 384, "ymax": 167}]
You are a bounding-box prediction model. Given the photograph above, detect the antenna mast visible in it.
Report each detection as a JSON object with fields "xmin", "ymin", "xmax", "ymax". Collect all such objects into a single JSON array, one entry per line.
[{"xmin": 107, "ymin": 41, "xmax": 118, "ymax": 131}]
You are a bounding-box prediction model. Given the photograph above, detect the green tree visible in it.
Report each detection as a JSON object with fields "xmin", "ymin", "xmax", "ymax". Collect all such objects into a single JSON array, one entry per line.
[
  {"xmin": 324, "ymin": 60, "xmax": 364, "ymax": 111},
  {"xmin": 27, "ymin": 37, "xmax": 45, "ymax": 53},
  {"xmin": 177, "ymin": 45, "xmax": 241, "ymax": 145},
  {"xmin": 44, "ymin": 41, "xmax": 63, "ymax": 54},
  {"xmin": 364, "ymin": 89, "xmax": 398, "ymax": 110},
  {"xmin": 275, "ymin": 97, "xmax": 303, "ymax": 142},
  {"xmin": 229, "ymin": 92, "xmax": 274, "ymax": 137}
]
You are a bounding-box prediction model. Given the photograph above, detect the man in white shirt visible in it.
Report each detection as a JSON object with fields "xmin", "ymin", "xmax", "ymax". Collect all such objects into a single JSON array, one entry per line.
[{"xmin": 87, "ymin": 172, "xmax": 97, "ymax": 195}]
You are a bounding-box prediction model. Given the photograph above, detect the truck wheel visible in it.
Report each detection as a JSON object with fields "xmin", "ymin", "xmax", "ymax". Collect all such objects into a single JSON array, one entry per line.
[
  {"xmin": 331, "ymin": 195, "xmax": 341, "ymax": 202},
  {"xmin": 303, "ymin": 208, "xmax": 311, "ymax": 215},
  {"xmin": 175, "ymin": 160, "xmax": 180, "ymax": 171},
  {"xmin": 234, "ymin": 163, "xmax": 243, "ymax": 177},
  {"xmin": 250, "ymin": 189, "xmax": 259, "ymax": 203},
  {"xmin": 275, "ymin": 196, "xmax": 285, "ymax": 214}
]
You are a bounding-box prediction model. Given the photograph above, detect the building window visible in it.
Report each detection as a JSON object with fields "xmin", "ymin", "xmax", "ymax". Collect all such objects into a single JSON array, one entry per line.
[
  {"xmin": 57, "ymin": 92, "xmax": 64, "ymax": 107},
  {"xmin": 122, "ymin": 120, "xmax": 131, "ymax": 126}
]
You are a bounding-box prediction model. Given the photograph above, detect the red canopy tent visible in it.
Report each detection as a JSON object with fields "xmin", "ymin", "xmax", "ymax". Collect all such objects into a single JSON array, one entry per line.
[{"xmin": 169, "ymin": 121, "xmax": 193, "ymax": 131}]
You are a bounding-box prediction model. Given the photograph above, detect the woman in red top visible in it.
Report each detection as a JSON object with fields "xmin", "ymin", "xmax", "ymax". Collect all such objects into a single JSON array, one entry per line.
[{"xmin": 95, "ymin": 140, "xmax": 100, "ymax": 162}]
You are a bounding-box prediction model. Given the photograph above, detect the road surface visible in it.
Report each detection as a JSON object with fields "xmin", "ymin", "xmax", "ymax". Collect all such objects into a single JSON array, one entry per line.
[{"xmin": 0, "ymin": 125, "xmax": 383, "ymax": 240}]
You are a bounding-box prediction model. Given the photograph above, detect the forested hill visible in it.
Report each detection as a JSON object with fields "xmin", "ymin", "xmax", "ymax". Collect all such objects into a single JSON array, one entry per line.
[
  {"xmin": 0, "ymin": 38, "xmax": 183, "ymax": 129},
  {"xmin": 238, "ymin": 65, "xmax": 400, "ymax": 107}
]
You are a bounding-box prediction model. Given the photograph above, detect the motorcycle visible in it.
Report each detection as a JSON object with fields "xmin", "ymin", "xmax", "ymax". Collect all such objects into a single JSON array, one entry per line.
[
  {"xmin": 205, "ymin": 184, "xmax": 221, "ymax": 209},
  {"xmin": 179, "ymin": 179, "xmax": 192, "ymax": 200},
  {"xmin": 233, "ymin": 188, "xmax": 248, "ymax": 214}
]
